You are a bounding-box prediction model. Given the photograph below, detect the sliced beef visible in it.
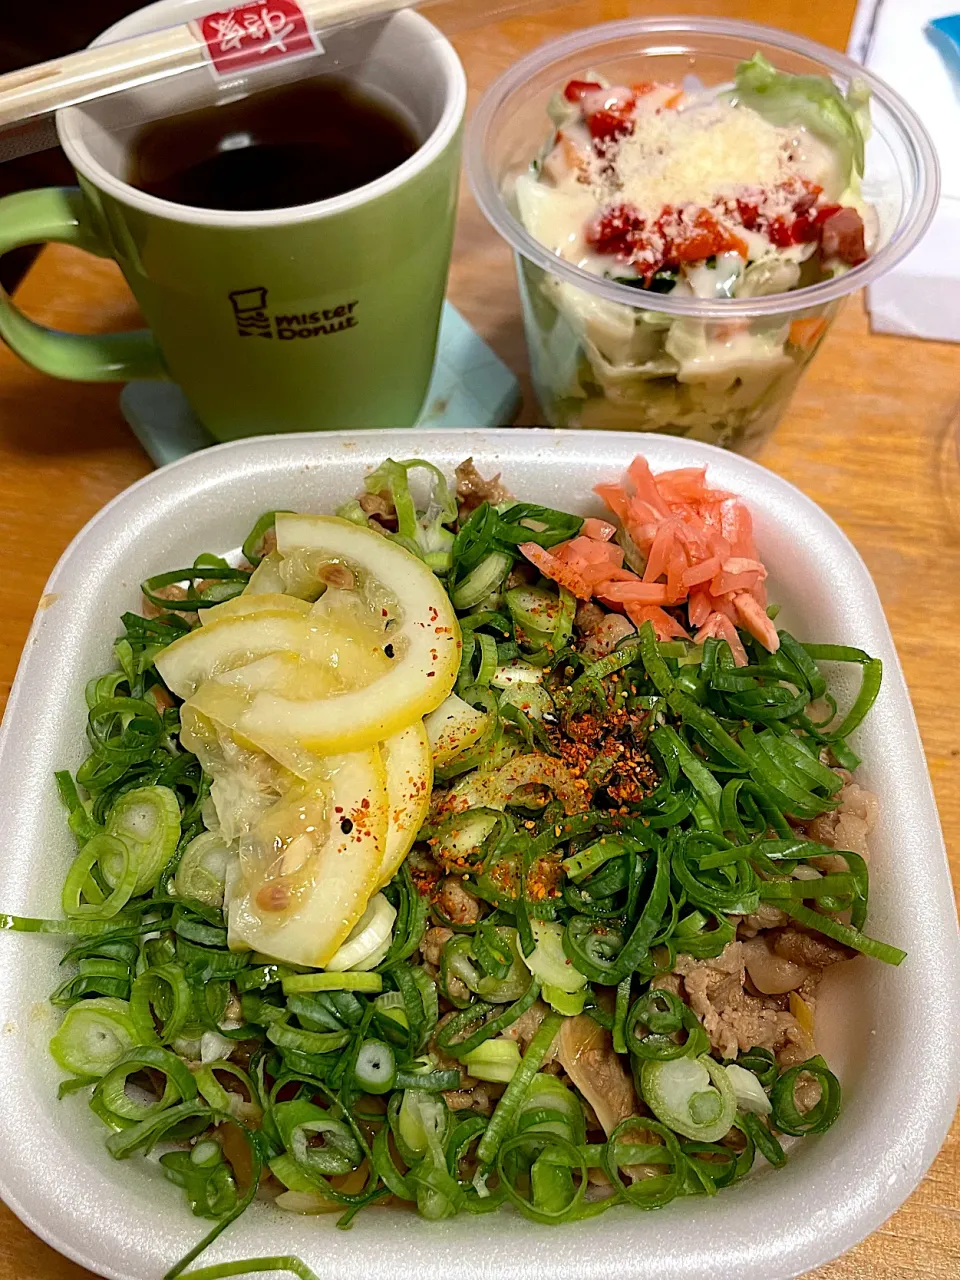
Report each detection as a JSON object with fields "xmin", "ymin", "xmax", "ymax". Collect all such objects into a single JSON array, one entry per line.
[
  {"xmin": 806, "ymin": 778, "xmax": 879, "ymax": 861},
  {"xmin": 738, "ymin": 902, "xmax": 790, "ymax": 937},
  {"xmin": 438, "ymin": 876, "xmax": 481, "ymax": 925},
  {"xmin": 502, "ymin": 1000, "xmax": 556, "ymax": 1062},
  {"xmin": 557, "ymin": 1014, "xmax": 638, "ymax": 1136},
  {"xmin": 771, "ymin": 927, "xmax": 856, "ymax": 970},
  {"xmin": 442, "ymin": 1083, "xmax": 498, "ymax": 1115},
  {"xmin": 420, "ymin": 926, "xmax": 452, "ymax": 968},
  {"xmin": 674, "ymin": 941, "xmax": 803, "ymax": 1061},
  {"xmin": 358, "ymin": 490, "xmax": 398, "ymax": 529},
  {"xmin": 455, "ymin": 458, "xmax": 512, "ymax": 518}
]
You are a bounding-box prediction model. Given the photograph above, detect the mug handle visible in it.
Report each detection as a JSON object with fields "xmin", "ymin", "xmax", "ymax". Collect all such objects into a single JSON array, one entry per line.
[{"xmin": 0, "ymin": 187, "xmax": 167, "ymax": 381}]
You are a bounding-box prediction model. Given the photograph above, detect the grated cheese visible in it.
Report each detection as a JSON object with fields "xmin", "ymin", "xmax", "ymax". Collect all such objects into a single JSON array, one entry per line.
[{"xmin": 590, "ymin": 101, "xmax": 800, "ymax": 221}]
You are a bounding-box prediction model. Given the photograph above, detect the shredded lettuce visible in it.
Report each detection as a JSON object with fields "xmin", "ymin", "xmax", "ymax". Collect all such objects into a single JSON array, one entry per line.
[{"xmin": 733, "ymin": 52, "xmax": 868, "ymax": 185}]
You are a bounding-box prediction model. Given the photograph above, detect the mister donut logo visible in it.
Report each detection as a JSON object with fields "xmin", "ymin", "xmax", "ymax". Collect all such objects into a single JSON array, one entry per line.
[{"xmin": 228, "ymin": 286, "xmax": 360, "ymax": 341}]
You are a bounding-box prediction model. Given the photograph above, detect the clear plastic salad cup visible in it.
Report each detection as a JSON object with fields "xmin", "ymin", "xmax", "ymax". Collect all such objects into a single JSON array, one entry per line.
[{"xmin": 466, "ymin": 17, "xmax": 939, "ymax": 451}]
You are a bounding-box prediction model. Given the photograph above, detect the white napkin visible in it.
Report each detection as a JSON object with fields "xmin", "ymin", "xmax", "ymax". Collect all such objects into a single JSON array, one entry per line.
[{"xmin": 849, "ymin": 0, "xmax": 960, "ymax": 339}]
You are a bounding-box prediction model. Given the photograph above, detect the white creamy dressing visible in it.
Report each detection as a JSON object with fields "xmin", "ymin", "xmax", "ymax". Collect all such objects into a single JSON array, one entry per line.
[{"xmin": 518, "ymin": 89, "xmax": 856, "ymax": 275}]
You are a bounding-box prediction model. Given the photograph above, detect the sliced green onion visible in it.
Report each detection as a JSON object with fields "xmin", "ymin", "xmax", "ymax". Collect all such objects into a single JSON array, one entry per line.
[
  {"xmin": 281, "ymin": 972, "xmax": 383, "ymax": 995},
  {"xmin": 49, "ymin": 996, "xmax": 141, "ymax": 1077},
  {"xmin": 166, "ymin": 1255, "xmax": 321, "ymax": 1280},
  {"xmin": 94, "ymin": 1044, "xmax": 198, "ymax": 1124},
  {"xmin": 640, "ymin": 1053, "xmax": 737, "ymax": 1143},
  {"xmin": 736, "ymin": 1046, "xmax": 778, "ymax": 1089},
  {"xmin": 603, "ymin": 1117, "xmax": 686, "ymax": 1209},
  {"xmin": 435, "ymin": 978, "xmax": 540, "ymax": 1059},
  {"xmin": 130, "ymin": 963, "xmax": 192, "ymax": 1044},
  {"xmin": 140, "ymin": 565, "xmax": 248, "ymax": 614},
  {"xmin": 452, "ymin": 553, "xmax": 513, "ymax": 610},
  {"xmin": 476, "ymin": 1012, "xmax": 562, "ymax": 1167},
  {"xmin": 496, "ymin": 1131, "xmax": 587, "ymax": 1223},
  {"xmin": 624, "ymin": 989, "xmax": 709, "ymax": 1061},
  {"xmin": 104, "ymin": 785, "xmax": 181, "ymax": 893},
  {"xmin": 541, "ymin": 984, "xmax": 586, "ymax": 1016},
  {"xmin": 781, "ymin": 902, "xmax": 906, "ymax": 965},
  {"xmin": 55, "ymin": 770, "xmax": 101, "ymax": 843},
  {"xmin": 354, "ymin": 1039, "xmax": 397, "ymax": 1094},
  {"xmin": 521, "ymin": 921, "xmax": 587, "ymax": 994},
  {"xmin": 370, "ymin": 1124, "xmax": 415, "ymax": 1202},
  {"xmin": 725, "ymin": 1064, "xmax": 773, "ymax": 1116},
  {"xmin": 462, "ymin": 1037, "xmax": 521, "ymax": 1084},
  {"xmin": 770, "ymin": 1056, "xmax": 842, "ymax": 1136},
  {"xmin": 174, "ymin": 833, "xmax": 233, "ymax": 909},
  {"xmin": 273, "ymin": 1099, "xmax": 363, "ymax": 1177},
  {"xmin": 362, "ymin": 458, "xmax": 457, "ymax": 571},
  {"xmin": 397, "ymin": 1088, "xmax": 448, "ymax": 1159},
  {"xmin": 61, "ymin": 834, "xmax": 138, "ymax": 920},
  {"xmin": 241, "ymin": 511, "xmax": 292, "ymax": 567},
  {"xmin": 738, "ymin": 1111, "xmax": 787, "ymax": 1168},
  {"xmin": 266, "ymin": 1021, "xmax": 351, "ymax": 1055}
]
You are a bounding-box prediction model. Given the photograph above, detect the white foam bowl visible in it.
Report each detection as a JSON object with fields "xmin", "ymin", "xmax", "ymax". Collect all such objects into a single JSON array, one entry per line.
[{"xmin": 0, "ymin": 429, "xmax": 957, "ymax": 1280}]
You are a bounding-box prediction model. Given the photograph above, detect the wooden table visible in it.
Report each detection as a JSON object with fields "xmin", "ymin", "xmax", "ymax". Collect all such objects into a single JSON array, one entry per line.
[{"xmin": 0, "ymin": 0, "xmax": 958, "ymax": 1276}]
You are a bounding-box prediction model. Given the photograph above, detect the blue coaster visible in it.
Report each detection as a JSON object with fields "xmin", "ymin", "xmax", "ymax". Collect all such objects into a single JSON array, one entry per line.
[{"xmin": 120, "ymin": 302, "xmax": 522, "ymax": 467}]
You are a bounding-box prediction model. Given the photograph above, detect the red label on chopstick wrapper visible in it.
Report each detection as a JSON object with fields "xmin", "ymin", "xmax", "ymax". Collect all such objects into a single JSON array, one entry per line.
[{"xmin": 195, "ymin": 1, "xmax": 322, "ymax": 76}]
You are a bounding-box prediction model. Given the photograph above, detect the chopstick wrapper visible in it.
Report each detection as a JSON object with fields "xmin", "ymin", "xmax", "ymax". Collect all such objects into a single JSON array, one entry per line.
[{"xmin": 848, "ymin": 0, "xmax": 959, "ymax": 339}]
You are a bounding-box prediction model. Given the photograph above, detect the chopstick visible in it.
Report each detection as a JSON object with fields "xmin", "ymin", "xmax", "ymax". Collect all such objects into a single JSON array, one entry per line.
[{"xmin": 0, "ymin": 0, "xmax": 418, "ymax": 130}]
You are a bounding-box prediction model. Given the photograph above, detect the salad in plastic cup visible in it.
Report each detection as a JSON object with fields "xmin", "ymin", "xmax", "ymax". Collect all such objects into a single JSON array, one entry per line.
[{"xmin": 466, "ymin": 18, "xmax": 938, "ymax": 450}]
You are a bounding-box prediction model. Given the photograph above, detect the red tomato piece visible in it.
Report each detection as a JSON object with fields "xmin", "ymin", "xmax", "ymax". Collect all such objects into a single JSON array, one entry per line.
[
  {"xmin": 587, "ymin": 110, "xmax": 635, "ymax": 143},
  {"xmin": 735, "ymin": 197, "xmax": 761, "ymax": 231},
  {"xmin": 583, "ymin": 87, "xmax": 636, "ymax": 143},
  {"xmin": 564, "ymin": 79, "xmax": 603, "ymax": 103},
  {"xmin": 586, "ymin": 203, "xmax": 645, "ymax": 257},
  {"xmin": 766, "ymin": 216, "xmax": 796, "ymax": 248}
]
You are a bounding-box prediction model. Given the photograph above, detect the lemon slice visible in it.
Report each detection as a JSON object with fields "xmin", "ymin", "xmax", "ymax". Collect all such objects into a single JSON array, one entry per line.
[
  {"xmin": 179, "ymin": 702, "xmax": 295, "ymax": 841},
  {"xmin": 228, "ymin": 515, "xmax": 460, "ymax": 754},
  {"xmin": 227, "ymin": 748, "xmax": 387, "ymax": 967},
  {"xmin": 201, "ymin": 593, "xmax": 311, "ymax": 626},
  {"xmin": 189, "ymin": 651, "xmax": 367, "ymax": 781},
  {"xmin": 245, "ymin": 550, "xmax": 287, "ymax": 595},
  {"xmin": 156, "ymin": 611, "xmax": 311, "ymax": 700},
  {"xmin": 378, "ymin": 722, "xmax": 432, "ymax": 888}
]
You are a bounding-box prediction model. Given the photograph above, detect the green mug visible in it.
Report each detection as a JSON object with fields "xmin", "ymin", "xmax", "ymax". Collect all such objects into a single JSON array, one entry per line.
[{"xmin": 0, "ymin": 0, "xmax": 466, "ymax": 440}]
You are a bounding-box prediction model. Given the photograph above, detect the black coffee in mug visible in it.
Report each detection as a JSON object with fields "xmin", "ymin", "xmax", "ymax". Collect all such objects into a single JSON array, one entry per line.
[{"xmin": 129, "ymin": 76, "xmax": 420, "ymax": 212}]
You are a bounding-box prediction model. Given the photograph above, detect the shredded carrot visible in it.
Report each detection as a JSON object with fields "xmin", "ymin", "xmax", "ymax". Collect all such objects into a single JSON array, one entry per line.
[{"xmin": 789, "ymin": 316, "xmax": 828, "ymax": 351}]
